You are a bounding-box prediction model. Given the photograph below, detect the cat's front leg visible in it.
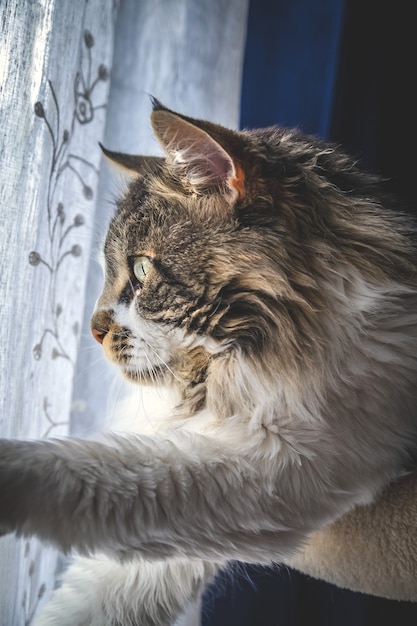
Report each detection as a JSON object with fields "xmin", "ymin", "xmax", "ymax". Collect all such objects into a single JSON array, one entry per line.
[
  {"xmin": 0, "ymin": 432, "xmax": 325, "ymax": 561},
  {"xmin": 34, "ymin": 555, "xmax": 219, "ymax": 626},
  {"xmin": 0, "ymin": 434, "xmax": 284, "ymax": 560}
]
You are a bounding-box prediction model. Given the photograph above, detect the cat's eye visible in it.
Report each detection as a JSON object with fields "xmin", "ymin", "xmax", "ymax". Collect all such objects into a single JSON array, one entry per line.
[{"xmin": 133, "ymin": 255, "xmax": 153, "ymax": 286}]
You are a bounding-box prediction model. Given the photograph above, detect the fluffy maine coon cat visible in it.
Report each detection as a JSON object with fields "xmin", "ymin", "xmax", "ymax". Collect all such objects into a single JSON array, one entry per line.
[{"xmin": 1, "ymin": 99, "xmax": 417, "ymax": 625}]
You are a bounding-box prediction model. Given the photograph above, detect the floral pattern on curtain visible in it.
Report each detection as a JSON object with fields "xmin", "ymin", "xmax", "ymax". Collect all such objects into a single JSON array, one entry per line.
[{"xmin": 0, "ymin": 1, "xmax": 116, "ymax": 624}]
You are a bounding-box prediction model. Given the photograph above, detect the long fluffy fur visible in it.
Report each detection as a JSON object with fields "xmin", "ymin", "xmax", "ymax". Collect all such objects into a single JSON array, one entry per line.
[{"xmin": 1, "ymin": 103, "xmax": 417, "ymax": 625}]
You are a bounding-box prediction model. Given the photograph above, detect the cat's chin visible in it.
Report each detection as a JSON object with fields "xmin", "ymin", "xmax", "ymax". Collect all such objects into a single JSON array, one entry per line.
[{"xmin": 121, "ymin": 364, "xmax": 168, "ymax": 386}]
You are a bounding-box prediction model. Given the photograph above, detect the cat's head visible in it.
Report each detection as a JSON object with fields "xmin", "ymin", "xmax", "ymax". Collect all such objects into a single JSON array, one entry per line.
[{"xmin": 91, "ymin": 100, "xmax": 413, "ymax": 415}]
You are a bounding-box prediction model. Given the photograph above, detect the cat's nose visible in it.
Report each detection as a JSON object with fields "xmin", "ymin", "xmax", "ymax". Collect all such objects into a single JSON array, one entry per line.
[
  {"xmin": 91, "ymin": 309, "xmax": 112, "ymax": 344},
  {"xmin": 91, "ymin": 326, "xmax": 107, "ymax": 344}
]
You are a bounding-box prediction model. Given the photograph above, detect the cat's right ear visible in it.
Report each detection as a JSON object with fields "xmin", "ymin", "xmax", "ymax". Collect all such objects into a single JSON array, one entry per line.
[{"xmin": 99, "ymin": 143, "xmax": 163, "ymax": 177}]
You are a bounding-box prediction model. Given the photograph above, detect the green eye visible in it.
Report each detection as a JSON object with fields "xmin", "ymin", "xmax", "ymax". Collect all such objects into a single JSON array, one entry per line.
[{"xmin": 133, "ymin": 256, "xmax": 153, "ymax": 285}]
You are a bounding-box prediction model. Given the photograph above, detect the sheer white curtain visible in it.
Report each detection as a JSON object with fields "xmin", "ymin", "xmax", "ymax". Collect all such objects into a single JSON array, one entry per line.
[
  {"xmin": 0, "ymin": 1, "xmax": 248, "ymax": 624},
  {"xmin": 0, "ymin": 1, "xmax": 116, "ymax": 624},
  {"xmin": 71, "ymin": 0, "xmax": 250, "ymax": 437}
]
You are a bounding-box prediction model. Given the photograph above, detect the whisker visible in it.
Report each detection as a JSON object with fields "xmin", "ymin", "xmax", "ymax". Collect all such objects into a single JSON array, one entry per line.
[
  {"xmin": 128, "ymin": 278, "xmax": 136, "ymax": 297},
  {"xmin": 73, "ymin": 355, "xmax": 109, "ymax": 380},
  {"xmin": 142, "ymin": 339, "xmax": 182, "ymax": 383}
]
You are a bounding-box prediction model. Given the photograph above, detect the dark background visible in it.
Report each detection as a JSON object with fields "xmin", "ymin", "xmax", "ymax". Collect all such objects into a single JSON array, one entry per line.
[{"xmin": 202, "ymin": 1, "xmax": 417, "ymax": 624}]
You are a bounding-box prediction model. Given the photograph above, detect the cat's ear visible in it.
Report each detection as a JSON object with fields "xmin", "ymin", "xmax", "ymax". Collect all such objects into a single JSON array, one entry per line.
[
  {"xmin": 99, "ymin": 143, "xmax": 163, "ymax": 177},
  {"xmin": 150, "ymin": 103, "xmax": 245, "ymax": 202}
]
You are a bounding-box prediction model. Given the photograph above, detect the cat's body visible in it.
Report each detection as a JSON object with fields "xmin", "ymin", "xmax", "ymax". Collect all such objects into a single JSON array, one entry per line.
[{"xmin": 1, "ymin": 101, "xmax": 417, "ymax": 625}]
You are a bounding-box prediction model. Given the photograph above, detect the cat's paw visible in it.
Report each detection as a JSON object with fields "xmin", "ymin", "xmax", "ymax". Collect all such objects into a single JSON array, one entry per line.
[
  {"xmin": 0, "ymin": 439, "xmax": 19, "ymax": 533},
  {"xmin": 0, "ymin": 438, "xmax": 37, "ymax": 535},
  {"xmin": 33, "ymin": 592, "xmax": 94, "ymax": 626}
]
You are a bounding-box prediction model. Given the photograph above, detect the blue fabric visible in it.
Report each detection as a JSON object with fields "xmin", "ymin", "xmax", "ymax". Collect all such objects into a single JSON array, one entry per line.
[
  {"xmin": 329, "ymin": 2, "xmax": 416, "ymax": 212},
  {"xmin": 240, "ymin": 0, "xmax": 345, "ymax": 137},
  {"xmin": 202, "ymin": 565, "xmax": 417, "ymax": 626}
]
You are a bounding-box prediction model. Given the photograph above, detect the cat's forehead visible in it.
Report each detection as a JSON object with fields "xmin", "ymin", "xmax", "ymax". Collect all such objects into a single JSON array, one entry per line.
[{"xmin": 107, "ymin": 173, "xmax": 233, "ymax": 257}]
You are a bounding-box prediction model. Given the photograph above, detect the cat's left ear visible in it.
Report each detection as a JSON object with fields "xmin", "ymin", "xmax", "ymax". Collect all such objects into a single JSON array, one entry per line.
[
  {"xmin": 99, "ymin": 143, "xmax": 163, "ymax": 177},
  {"xmin": 151, "ymin": 105, "xmax": 245, "ymax": 203}
]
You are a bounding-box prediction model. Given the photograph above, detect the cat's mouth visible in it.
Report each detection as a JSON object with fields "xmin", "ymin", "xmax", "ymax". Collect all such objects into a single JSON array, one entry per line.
[
  {"xmin": 121, "ymin": 364, "xmax": 168, "ymax": 385},
  {"xmin": 97, "ymin": 323, "xmax": 174, "ymax": 385}
]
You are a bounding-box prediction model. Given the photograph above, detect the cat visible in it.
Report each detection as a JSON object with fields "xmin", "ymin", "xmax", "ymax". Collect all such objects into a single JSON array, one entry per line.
[{"xmin": 1, "ymin": 98, "xmax": 417, "ymax": 626}]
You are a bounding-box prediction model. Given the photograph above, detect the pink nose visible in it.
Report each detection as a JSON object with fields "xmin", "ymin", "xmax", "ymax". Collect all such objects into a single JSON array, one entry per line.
[
  {"xmin": 91, "ymin": 327, "xmax": 107, "ymax": 344},
  {"xmin": 91, "ymin": 309, "xmax": 112, "ymax": 344}
]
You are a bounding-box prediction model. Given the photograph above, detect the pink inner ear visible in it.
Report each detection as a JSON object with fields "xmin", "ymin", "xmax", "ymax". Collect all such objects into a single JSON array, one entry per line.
[
  {"xmin": 230, "ymin": 163, "xmax": 245, "ymax": 200},
  {"xmin": 151, "ymin": 110, "xmax": 244, "ymax": 199},
  {"xmin": 175, "ymin": 141, "xmax": 234, "ymax": 189}
]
